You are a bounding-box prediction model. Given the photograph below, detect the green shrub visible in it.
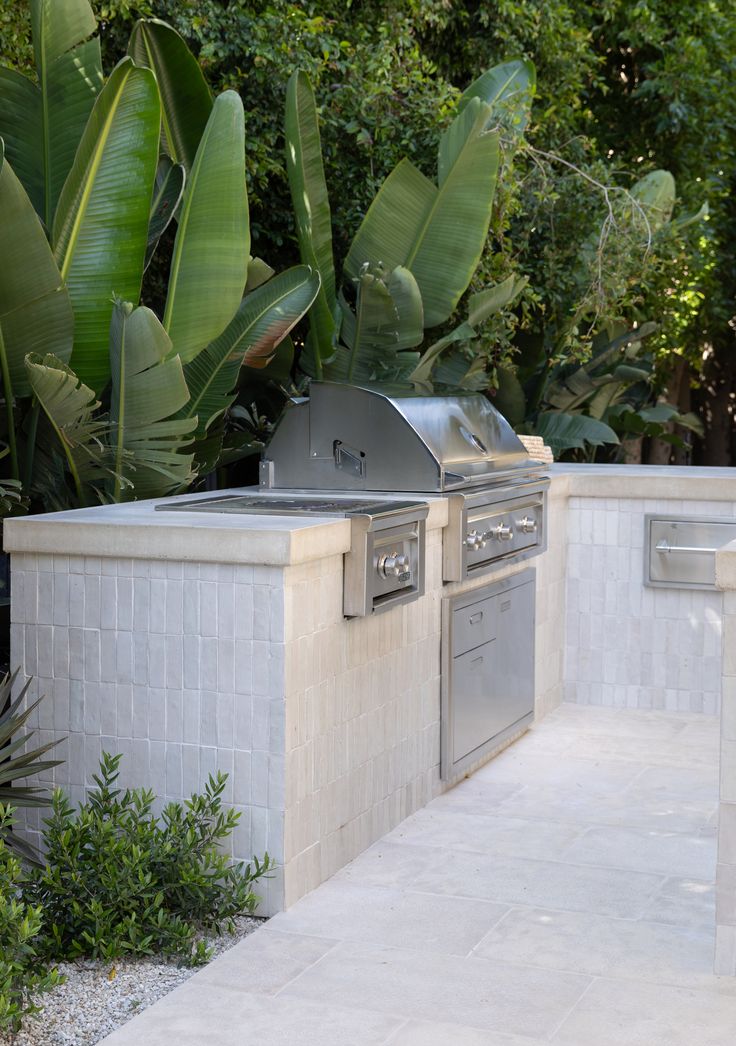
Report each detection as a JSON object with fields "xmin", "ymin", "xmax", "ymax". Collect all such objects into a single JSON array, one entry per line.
[
  {"xmin": 28, "ymin": 753, "xmax": 271, "ymax": 965},
  {"xmin": 0, "ymin": 806, "xmax": 61, "ymax": 1036}
]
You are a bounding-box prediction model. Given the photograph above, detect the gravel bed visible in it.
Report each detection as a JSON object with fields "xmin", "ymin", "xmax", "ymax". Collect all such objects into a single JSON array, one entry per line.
[{"xmin": 6, "ymin": 916, "xmax": 263, "ymax": 1046}]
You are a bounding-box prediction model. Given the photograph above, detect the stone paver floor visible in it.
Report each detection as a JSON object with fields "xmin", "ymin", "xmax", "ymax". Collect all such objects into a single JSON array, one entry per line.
[{"xmin": 101, "ymin": 704, "xmax": 733, "ymax": 1045}]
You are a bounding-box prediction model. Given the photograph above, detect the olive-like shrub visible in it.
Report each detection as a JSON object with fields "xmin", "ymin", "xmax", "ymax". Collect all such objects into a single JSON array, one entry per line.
[
  {"xmin": 28, "ymin": 753, "xmax": 271, "ymax": 965},
  {"xmin": 0, "ymin": 806, "xmax": 61, "ymax": 1035}
]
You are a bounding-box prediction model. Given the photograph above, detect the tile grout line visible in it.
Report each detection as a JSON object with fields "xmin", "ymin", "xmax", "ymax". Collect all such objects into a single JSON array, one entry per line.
[
  {"xmin": 268, "ymin": 937, "xmax": 344, "ymax": 998},
  {"xmin": 546, "ymin": 974, "xmax": 600, "ymax": 1043},
  {"xmin": 378, "ymin": 1017, "xmax": 411, "ymax": 1046}
]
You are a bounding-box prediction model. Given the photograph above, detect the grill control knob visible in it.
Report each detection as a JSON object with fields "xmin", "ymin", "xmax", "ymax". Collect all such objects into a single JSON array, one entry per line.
[
  {"xmin": 465, "ymin": 530, "xmax": 485, "ymax": 551},
  {"xmin": 378, "ymin": 552, "xmax": 410, "ymax": 578},
  {"xmin": 489, "ymin": 523, "xmax": 513, "ymax": 541},
  {"xmin": 518, "ymin": 515, "xmax": 537, "ymax": 534}
]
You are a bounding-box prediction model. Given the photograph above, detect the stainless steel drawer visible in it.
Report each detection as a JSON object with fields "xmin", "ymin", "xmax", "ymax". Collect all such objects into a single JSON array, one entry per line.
[
  {"xmin": 646, "ymin": 514, "xmax": 736, "ymax": 590},
  {"xmin": 442, "ymin": 568, "xmax": 535, "ymax": 778},
  {"xmin": 452, "ymin": 596, "xmax": 497, "ymax": 656}
]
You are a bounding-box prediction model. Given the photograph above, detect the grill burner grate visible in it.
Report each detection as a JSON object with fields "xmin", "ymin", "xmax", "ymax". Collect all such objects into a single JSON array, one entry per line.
[{"xmin": 156, "ymin": 495, "xmax": 423, "ymax": 517}]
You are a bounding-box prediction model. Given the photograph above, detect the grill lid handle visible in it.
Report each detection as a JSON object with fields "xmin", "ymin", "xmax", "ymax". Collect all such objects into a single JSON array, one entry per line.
[{"xmin": 334, "ymin": 440, "xmax": 366, "ymax": 478}]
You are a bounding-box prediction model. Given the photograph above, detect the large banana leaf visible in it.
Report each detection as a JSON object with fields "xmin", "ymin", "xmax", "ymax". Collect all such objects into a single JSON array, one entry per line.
[
  {"xmin": 468, "ymin": 274, "xmax": 528, "ymax": 326},
  {"xmin": 145, "ymin": 155, "xmax": 185, "ymax": 270},
  {"xmin": 0, "ymin": 142, "xmax": 73, "ymax": 405},
  {"xmin": 163, "ymin": 91, "xmax": 250, "ymax": 365},
  {"xmin": 25, "ymin": 353, "xmax": 120, "ymax": 505},
  {"xmin": 180, "ymin": 265, "xmax": 319, "ymax": 437},
  {"xmin": 109, "ymin": 300, "xmax": 195, "ymax": 500},
  {"xmin": 345, "ymin": 99, "xmax": 499, "ymax": 327},
  {"xmin": 458, "ymin": 58, "xmax": 536, "ymax": 136},
  {"xmin": 433, "ymin": 348, "xmax": 487, "ymax": 391},
  {"xmin": 492, "ymin": 365, "xmax": 527, "ymax": 427},
  {"xmin": 630, "ymin": 170, "xmax": 676, "ymax": 230},
  {"xmin": 284, "ymin": 71, "xmax": 339, "ymax": 375},
  {"xmin": 128, "ymin": 18, "xmax": 213, "ymax": 170},
  {"xmin": 53, "ymin": 58, "xmax": 160, "ymax": 392},
  {"xmin": 535, "ymin": 411, "xmax": 619, "ymax": 455},
  {"xmin": 324, "ymin": 266, "xmax": 423, "ymax": 382},
  {"xmin": 409, "ymin": 274, "xmax": 526, "ymax": 384},
  {"xmin": 546, "ymin": 323, "xmax": 658, "ymax": 412},
  {"xmin": 0, "ymin": 0, "xmax": 102, "ymax": 227}
]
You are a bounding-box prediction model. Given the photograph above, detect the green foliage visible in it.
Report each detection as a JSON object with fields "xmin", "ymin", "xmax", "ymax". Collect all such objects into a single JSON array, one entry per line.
[
  {"xmin": 0, "ymin": 4, "xmax": 320, "ymax": 512},
  {"xmin": 3, "ymin": 0, "xmax": 731, "ymax": 466},
  {"xmin": 29, "ymin": 752, "xmax": 272, "ymax": 965},
  {"xmin": 0, "ymin": 672, "xmax": 61, "ymax": 813},
  {"xmin": 0, "ymin": 806, "xmax": 62, "ymax": 1036}
]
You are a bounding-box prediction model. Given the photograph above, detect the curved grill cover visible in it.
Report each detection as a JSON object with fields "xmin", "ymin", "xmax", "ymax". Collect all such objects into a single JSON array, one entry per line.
[{"xmin": 260, "ymin": 382, "xmax": 538, "ymax": 493}]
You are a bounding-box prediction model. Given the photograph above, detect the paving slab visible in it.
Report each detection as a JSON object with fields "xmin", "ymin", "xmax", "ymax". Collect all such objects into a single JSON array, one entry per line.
[{"xmin": 98, "ymin": 704, "xmax": 725, "ymax": 1046}]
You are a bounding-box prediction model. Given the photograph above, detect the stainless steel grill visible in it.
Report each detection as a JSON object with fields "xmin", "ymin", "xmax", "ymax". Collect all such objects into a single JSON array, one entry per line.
[{"xmin": 260, "ymin": 382, "xmax": 550, "ymax": 581}]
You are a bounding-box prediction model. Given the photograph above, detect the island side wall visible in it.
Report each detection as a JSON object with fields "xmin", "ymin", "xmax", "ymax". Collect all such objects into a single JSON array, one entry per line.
[{"xmin": 564, "ymin": 495, "xmax": 733, "ymax": 713}]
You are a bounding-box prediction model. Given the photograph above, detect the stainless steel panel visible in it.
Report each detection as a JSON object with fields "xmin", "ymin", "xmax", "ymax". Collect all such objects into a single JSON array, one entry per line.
[
  {"xmin": 645, "ymin": 514, "xmax": 736, "ymax": 590},
  {"xmin": 452, "ymin": 597, "xmax": 497, "ymax": 657},
  {"xmin": 441, "ymin": 568, "xmax": 535, "ymax": 779},
  {"xmin": 443, "ymin": 485, "xmax": 548, "ymax": 582},
  {"xmin": 344, "ymin": 513, "xmax": 426, "ymax": 617}
]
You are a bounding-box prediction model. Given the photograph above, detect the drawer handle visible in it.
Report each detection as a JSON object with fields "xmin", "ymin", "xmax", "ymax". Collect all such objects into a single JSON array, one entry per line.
[
  {"xmin": 471, "ymin": 656, "xmax": 484, "ymax": 667},
  {"xmin": 655, "ymin": 541, "xmax": 719, "ymax": 555},
  {"xmin": 469, "ymin": 611, "xmax": 483, "ymax": 625},
  {"xmin": 500, "ymin": 599, "xmax": 511, "ymax": 612}
]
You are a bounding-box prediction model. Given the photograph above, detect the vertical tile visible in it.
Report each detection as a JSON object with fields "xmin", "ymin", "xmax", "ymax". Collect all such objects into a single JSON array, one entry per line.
[
  {"xmin": 165, "ymin": 635, "xmax": 183, "ymax": 690},
  {"xmin": 100, "ymin": 576, "xmax": 117, "ymax": 630},
  {"xmin": 83, "ymin": 575, "xmax": 100, "ymax": 628},
  {"xmin": 116, "ymin": 683, "xmax": 133, "ymax": 738},
  {"xmin": 116, "ymin": 632, "xmax": 133, "ymax": 684},
  {"xmin": 149, "ymin": 578, "xmax": 166, "ymax": 634},
  {"xmin": 182, "ymin": 689, "xmax": 200, "ymax": 745},
  {"xmin": 148, "ymin": 634, "xmax": 166, "ymax": 688},
  {"xmin": 52, "ymin": 573, "xmax": 69, "ymax": 626},
  {"xmin": 37, "ymin": 624, "xmax": 53, "ymax": 677},
  {"xmin": 117, "ymin": 577, "xmax": 133, "ymax": 631},
  {"xmin": 149, "ymin": 687, "xmax": 166, "ymax": 741},
  {"xmin": 37, "ymin": 572, "xmax": 53, "ymax": 625}
]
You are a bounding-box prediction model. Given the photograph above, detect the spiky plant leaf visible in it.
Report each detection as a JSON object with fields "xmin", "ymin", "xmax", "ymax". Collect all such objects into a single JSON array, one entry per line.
[{"xmin": 0, "ymin": 671, "xmax": 63, "ymax": 811}]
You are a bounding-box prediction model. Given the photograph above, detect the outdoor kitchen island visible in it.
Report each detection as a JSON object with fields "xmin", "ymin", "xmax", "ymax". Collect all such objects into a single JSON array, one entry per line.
[
  {"xmin": 6, "ymin": 463, "xmax": 736, "ymax": 975},
  {"xmin": 4, "ymin": 479, "xmax": 565, "ymax": 916}
]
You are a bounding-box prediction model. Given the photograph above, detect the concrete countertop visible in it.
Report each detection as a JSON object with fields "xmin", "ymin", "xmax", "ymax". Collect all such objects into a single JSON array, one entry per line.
[
  {"xmin": 3, "ymin": 488, "xmax": 449, "ymax": 567},
  {"xmin": 6, "ymin": 465, "xmax": 736, "ymax": 567},
  {"xmin": 552, "ymin": 463, "xmax": 736, "ymax": 501}
]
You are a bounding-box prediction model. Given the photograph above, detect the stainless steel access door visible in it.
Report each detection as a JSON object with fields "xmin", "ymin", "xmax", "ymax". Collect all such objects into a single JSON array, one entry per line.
[
  {"xmin": 441, "ymin": 568, "xmax": 535, "ymax": 779},
  {"xmin": 645, "ymin": 514, "xmax": 736, "ymax": 590}
]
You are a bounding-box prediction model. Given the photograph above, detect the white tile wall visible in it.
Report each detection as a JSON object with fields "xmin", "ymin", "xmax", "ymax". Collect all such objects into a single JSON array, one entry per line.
[
  {"xmin": 10, "ymin": 511, "xmax": 567, "ymax": 915},
  {"xmin": 564, "ymin": 497, "xmax": 732, "ymax": 714},
  {"xmin": 11, "ymin": 554, "xmax": 288, "ymax": 914}
]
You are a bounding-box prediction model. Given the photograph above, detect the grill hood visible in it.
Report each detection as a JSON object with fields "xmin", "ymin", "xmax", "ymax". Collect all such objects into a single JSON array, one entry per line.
[{"xmin": 259, "ymin": 382, "xmax": 544, "ymax": 493}]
